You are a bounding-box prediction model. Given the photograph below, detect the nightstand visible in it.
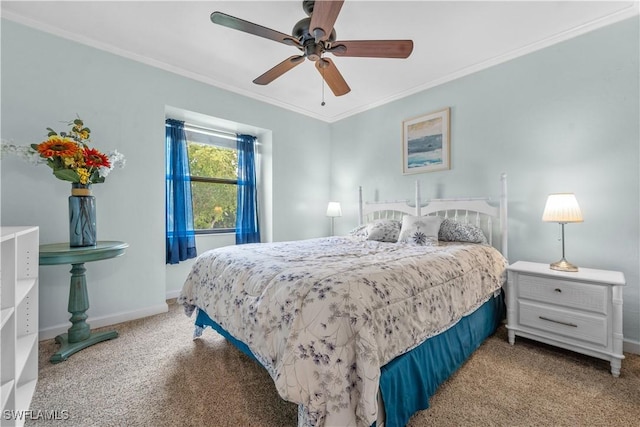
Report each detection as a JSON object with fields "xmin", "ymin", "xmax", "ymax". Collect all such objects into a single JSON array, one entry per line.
[{"xmin": 506, "ymin": 261, "xmax": 625, "ymax": 376}]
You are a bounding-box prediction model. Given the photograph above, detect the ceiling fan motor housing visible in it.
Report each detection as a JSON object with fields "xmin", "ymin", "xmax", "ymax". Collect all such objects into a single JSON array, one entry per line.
[
  {"xmin": 292, "ymin": 17, "xmax": 337, "ymax": 43},
  {"xmin": 292, "ymin": 17, "xmax": 336, "ymax": 61}
]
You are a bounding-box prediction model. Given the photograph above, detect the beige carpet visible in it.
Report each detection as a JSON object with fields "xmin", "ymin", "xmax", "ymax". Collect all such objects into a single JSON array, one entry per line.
[{"xmin": 26, "ymin": 299, "xmax": 640, "ymax": 427}]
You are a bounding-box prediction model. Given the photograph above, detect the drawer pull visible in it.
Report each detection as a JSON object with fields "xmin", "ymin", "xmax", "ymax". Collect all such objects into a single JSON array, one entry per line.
[
  {"xmin": 554, "ymin": 288, "xmax": 562, "ymax": 293},
  {"xmin": 539, "ymin": 316, "xmax": 577, "ymax": 328}
]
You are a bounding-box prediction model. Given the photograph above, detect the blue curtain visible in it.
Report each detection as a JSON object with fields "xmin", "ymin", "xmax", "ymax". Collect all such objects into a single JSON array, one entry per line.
[
  {"xmin": 236, "ymin": 134, "xmax": 261, "ymax": 244},
  {"xmin": 165, "ymin": 119, "xmax": 197, "ymax": 264}
]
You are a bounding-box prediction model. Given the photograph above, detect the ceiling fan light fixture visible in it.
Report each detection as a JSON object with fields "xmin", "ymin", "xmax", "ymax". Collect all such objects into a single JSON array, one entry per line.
[{"xmin": 305, "ymin": 43, "xmax": 323, "ymax": 61}]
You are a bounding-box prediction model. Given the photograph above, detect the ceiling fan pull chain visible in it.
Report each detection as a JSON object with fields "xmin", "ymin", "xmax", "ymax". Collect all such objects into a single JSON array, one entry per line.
[{"xmin": 321, "ymin": 62, "xmax": 325, "ymax": 106}]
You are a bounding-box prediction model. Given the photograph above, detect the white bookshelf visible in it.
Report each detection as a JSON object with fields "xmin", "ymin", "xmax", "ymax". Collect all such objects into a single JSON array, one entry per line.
[{"xmin": 1, "ymin": 226, "xmax": 39, "ymax": 427}]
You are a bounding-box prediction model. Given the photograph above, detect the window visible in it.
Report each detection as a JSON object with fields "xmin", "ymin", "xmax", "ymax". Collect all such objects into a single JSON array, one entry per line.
[{"xmin": 185, "ymin": 125, "xmax": 238, "ymax": 234}]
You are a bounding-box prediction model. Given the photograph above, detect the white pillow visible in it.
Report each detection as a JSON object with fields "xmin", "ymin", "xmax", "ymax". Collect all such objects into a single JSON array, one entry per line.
[{"xmin": 397, "ymin": 215, "xmax": 443, "ymax": 246}]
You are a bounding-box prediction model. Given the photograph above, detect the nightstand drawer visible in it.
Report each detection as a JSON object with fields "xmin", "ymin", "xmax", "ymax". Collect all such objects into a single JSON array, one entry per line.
[
  {"xmin": 518, "ymin": 274, "xmax": 607, "ymax": 314},
  {"xmin": 519, "ymin": 301, "xmax": 607, "ymax": 346}
]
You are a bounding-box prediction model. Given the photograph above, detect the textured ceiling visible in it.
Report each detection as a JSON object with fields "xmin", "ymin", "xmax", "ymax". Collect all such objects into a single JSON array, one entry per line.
[{"xmin": 2, "ymin": 1, "xmax": 638, "ymax": 122}]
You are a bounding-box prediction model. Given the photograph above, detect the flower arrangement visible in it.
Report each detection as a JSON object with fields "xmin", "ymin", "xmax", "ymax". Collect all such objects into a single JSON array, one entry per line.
[{"xmin": 1, "ymin": 117, "xmax": 125, "ymax": 185}]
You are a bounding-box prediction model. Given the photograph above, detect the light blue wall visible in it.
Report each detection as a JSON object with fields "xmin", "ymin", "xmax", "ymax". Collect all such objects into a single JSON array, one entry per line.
[
  {"xmin": 0, "ymin": 19, "xmax": 331, "ymax": 337},
  {"xmin": 2, "ymin": 17, "xmax": 638, "ymax": 348},
  {"xmin": 330, "ymin": 18, "xmax": 640, "ymax": 345}
]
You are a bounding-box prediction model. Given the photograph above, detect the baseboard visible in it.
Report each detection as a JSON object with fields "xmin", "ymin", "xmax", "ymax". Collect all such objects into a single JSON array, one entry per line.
[
  {"xmin": 39, "ymin": 302, "xmax": 169, "ymax": 341},
  {"xmin": 166, "ymin": 289, "xmax": 181, "ymax": 300},
  {"xmin": 624, "ymin": 338, "xmax": 640, "ymax": 355}
]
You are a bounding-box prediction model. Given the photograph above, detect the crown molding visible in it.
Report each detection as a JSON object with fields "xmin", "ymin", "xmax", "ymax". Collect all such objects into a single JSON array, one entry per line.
[
  {"xmin": 324, "ymin": 2, "xmax": 640, "ymax": 123},
  {"xmin": 3, "ymin": 3, "xmax": 638, "ymax": 124}
]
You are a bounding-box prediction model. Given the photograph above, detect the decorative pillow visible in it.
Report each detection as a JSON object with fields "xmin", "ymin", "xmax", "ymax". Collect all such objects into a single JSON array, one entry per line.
[
  {"xmin": 397, "ymin": 215, "xmax": 443, "ymax": 246},
  {"xmin": 365, "ymin": 219, "xmax": 401, "ymax": 242},
  {"xmin": 348, "ymin": 224, "xmax": 368, "ymax": 238},
  {"xmin": 438, "ymin": 218, "xmax": 488, "ymax": 244}
]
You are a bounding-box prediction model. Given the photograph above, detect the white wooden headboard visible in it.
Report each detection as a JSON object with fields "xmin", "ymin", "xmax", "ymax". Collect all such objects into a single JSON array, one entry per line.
[
  {"xmin": 358, "ymin": 173, "xmax": 508, "ymax": 260},
  {"xmin": 358, "ymin": 181, "xmax": 421, "ymax": 224}
]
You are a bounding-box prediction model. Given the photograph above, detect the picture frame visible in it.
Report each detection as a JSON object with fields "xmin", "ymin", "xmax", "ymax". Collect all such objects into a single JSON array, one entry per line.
[{"xmin": 402, "ymin": 107, "xmax": 450, "ymax": 174}]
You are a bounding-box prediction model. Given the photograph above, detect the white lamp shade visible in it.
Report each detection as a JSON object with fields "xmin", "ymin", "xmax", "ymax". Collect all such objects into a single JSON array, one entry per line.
[
  {"xmin": 542, "ymin": 193, "xmax": 584, "ymax": 223},
  {"xmin": 326, "ymin": 202, "xmax": 342, "ymax": 217}
]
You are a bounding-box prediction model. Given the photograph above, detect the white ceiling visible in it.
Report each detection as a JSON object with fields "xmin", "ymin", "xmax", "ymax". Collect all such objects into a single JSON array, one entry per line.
[{"xmin": 2, "ymin": 1, "xmax": 638, "ymax": 123}]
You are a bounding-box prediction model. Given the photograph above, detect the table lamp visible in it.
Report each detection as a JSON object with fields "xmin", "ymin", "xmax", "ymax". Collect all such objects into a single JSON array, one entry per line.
[
  {"xmin": 326, "ymin": 202, "xmax": 342, "ymax": 236},
  {"xmin": 542, "ymin": 193, "xmax": 583, "ymax": 272}
]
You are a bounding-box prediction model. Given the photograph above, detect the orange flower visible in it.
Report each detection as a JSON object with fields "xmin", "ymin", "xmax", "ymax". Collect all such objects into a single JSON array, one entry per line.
[
  {"xmin": 36, "ymin": 136, "xmax": 78, "ymax": 158},
  {"xmin": 83, "ymin": 147, "xmax": 111, "ymax": 168}
]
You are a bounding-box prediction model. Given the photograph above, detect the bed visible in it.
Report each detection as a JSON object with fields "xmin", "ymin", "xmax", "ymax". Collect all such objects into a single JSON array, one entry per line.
[{"xmin": 179, "ymin": 173, "xmax": 509, "ymax": 427}]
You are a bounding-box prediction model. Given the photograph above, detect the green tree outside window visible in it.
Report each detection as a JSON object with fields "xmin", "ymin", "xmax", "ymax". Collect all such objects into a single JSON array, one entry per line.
[{"xmin": 187, "ymin": 142, "xmax": 238, "ymax": 231}]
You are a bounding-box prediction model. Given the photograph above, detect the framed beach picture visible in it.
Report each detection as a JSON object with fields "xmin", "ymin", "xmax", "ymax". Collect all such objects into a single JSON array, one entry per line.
[{"xmin": 402, "ymin": 107, "xmax": 450, "ymax": 174}]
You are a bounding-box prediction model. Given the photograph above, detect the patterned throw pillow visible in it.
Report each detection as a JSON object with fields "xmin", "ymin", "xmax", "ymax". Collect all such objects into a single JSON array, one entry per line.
[
  {"xmin": 397, "ymin": 215, "xmax": 443, "ymax": 246},
  {"xmin": 366, "ymin": 219, "xmax": 401, "ymax": 242},
  {"xmin": 438, "ymin": 218, "xmax": 488, "ymax": 244}
]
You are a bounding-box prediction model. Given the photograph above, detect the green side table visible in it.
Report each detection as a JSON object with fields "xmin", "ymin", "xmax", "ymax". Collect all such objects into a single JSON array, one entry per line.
[{"xmin": 39, "ymin": 241, "xmax": 129, "ymax": 363}]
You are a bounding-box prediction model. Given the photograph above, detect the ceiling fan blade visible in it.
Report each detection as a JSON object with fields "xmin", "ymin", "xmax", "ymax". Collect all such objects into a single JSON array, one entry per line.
[
  {"xmin": 211, "ymin": 12, "xmax": 300, "ymax": 47},
  {"xmin": 309, "ymin": 0, "xmax": 344, "ymax": 42},
  {"xmin": 330, "ymin": 40, "xmax": 414, "ymax": 58},
  {"xmin": 253, "ymin": 56, "xmax": 305, "ymax": 85},
  {"xmin": 316, "ymin": 58, "xmax": 350, "ymax": 96}
]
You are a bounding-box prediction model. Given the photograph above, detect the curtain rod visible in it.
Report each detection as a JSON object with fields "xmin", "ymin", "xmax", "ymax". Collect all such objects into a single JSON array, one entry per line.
[
  {"xmin": 166, "ymin": 119, "xmax": 257, "ymax": 141},
  {"xmin": 183, "ymin": 123, "xmax": 237, "ymax": 141}
]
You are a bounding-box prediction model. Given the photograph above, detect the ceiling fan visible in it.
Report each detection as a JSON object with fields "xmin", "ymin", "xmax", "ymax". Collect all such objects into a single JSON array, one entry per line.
[{"xmin": 210, "ymin": 0, "xmax": 414, "ymax": 97}]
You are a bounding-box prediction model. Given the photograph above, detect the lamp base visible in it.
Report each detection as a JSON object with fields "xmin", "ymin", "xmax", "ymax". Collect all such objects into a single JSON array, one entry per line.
[{"xmin": 550, "ymin": 258, "xmax": 579, "ymax": 272}]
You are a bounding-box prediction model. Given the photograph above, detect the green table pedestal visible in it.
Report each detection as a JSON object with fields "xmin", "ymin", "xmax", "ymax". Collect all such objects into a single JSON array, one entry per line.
[
  {"xmin": 50, "ymin": 330, "xmax": 119, "ymax": 364},
  {"xmin": 39, "ymin": 241, "xmax": 129, "ymax": 364}
]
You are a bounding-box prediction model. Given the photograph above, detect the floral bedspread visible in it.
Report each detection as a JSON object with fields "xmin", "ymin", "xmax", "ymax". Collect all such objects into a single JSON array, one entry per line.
[{"xmin": 179, "ymin": 236, "xmax": 507, "ymax": 427}]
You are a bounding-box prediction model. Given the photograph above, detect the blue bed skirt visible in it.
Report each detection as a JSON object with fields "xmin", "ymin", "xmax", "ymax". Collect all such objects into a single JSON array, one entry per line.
[{"xmin": 194, "ymin": 291, "xmax": 505, "ymax": 427}]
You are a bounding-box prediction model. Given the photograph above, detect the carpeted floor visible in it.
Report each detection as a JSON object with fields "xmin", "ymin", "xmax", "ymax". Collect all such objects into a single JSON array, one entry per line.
[{"xmin": 26, "ymin": 299, "xmax": 640, "ymax": 427}]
